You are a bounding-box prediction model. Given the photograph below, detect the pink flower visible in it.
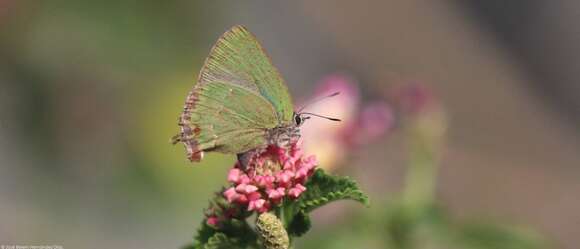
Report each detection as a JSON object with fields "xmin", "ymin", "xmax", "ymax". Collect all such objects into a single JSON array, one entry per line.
[
  {"xmin": 206, "ymin": 216, "xmax": 219, "ymax": 227},
  {"xmin": 227, "ymin": 168, "xmax": 242, "ymax": 183},
  {"xmin": 391, "ymin": 84, "xmax": 436, "ymax": 114},
  {"xmin": 236, "ymin": 194, "xmax": 248, "ymax": 204},
  {"xmin": 239, "ymin": 174, "xmax": 250, "ymax": 184},
  {"xmin": 267, "ymin": 187, "xmax": 286, "ymax": 204},
  {"xmin": 204, "ymin": 189, "xmax": 246, "ymax": 229},
  {"xmin": 235, "ymin": 183, "xmax": 258, "ymax": 194},
  {"xmin": 295, "ymin": 167, "xmax": 309, "ymax": 180},
  {"xmin": 248, "ymin": 199, "xmax": 266, "ymax": 212},
  {"xmin": 254, "ymin": 174, "xmax": 275, "ymax": 188},
  {"xmin": 222, "ymin": 141, "xmax": 317, "ymax": 213},
  {"xmin": 288, "ymin": 184, "xmax": 306, "ymax": 199},
  {"xmin": 343, "ymin": 101, "xmax": 394, "ymax": 146},
  {"xmin": 246, "ymin": 191, "xmax": 262, "ymax": 201},
  {"xmin": 247, "ymin": 191, "xmax": 268, "ymax": 212},
  {"xmin": 223, "ymin": 187, "xmax": 238, "ymax": 203},
  {"xmin": 299, "ymin": 74, "xmax": 393, "ymax": 169},
  {"xmin": 359, "ymin": 102, "xmax": 394, "ymax": 138},
  {"xmin": 276, "ymin": 170, "xmax": 294, "ymax": 186}
]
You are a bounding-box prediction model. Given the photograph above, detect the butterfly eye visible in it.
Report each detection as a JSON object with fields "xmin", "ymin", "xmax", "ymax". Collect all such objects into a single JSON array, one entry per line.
[{"xmin": 294, "ymin": 115, "xmax": 303, "ymax": 126}]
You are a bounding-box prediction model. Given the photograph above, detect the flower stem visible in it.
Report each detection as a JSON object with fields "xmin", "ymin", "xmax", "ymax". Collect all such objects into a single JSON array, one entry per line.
[{"xmin": 402, "ymin": 112, "xmax": 446, "ymax": 208}]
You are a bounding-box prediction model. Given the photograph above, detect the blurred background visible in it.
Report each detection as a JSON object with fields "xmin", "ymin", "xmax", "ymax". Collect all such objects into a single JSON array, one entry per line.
[{"xmin": 1, "ymin": 1, "xmax": 579, "ymax": 248}]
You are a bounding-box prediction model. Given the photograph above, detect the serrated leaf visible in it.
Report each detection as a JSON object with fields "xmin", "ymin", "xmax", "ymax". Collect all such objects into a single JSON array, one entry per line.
[
  {"xmin": 299, "ymin": 168, "xmax": 369, "ymax": 213},
  {"xmin": 204, "ymin": 233, "xmax": 242, "ymax": 249},
  {"xmin": 287, "ymin": 211, "xmax": 311, "ymax": 237},
  {"xmin": 193, "ymin": 217, "xmax": 259, "ymax": 248}
]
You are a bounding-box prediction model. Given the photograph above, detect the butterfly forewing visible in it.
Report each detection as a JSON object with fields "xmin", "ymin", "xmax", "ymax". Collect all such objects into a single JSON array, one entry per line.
[
  {"xmin": 197, "ymin": 25, "xmax": 294, "ymax": 124},
  {"xmin": 176, "ymin": 25, "xmax": 293, "ymax": 162}
]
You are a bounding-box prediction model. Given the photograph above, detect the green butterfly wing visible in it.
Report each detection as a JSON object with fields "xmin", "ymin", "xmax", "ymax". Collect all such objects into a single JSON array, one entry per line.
[
  {"xmin": 174, "ymin": 25, "xmax": 293, "ymax": 162},
  {"xmin": 198, "ymin": 25, "xmax": 294, "ymax": 124}
]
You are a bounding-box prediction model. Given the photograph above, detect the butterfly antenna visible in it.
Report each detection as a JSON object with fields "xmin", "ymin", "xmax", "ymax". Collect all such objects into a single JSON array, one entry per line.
[
  {"xmin": 300, "ymin": 112, "xmax": 341, "ymax": 122},
  {"xmin": 297, "ymin": 92, "xmax": 340, "ymax": 112}
]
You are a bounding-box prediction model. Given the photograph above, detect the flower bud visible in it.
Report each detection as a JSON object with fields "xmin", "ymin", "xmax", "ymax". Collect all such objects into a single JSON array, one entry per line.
[{"xmin": 256, "ymin": 212, "xmax": 289, "ymax": 249}]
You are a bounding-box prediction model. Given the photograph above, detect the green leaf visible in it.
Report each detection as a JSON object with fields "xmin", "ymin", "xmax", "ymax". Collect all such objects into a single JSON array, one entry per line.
[
  {"xmin": 299, "ymin": 168, "xmax": 369, "ymax": 213},
  {"xmin": 204, "ymin": 233, "xmax": 242, "ymax": 249},
  {"xmin": 193, "ymin": 217, "xmax": 260, "ymax": 248},
  {"xmin": 223, "ymin": 218, "xmax": 259, "ymax": 247},
  {"xmin": 287, "ymin": 211, "xmax": 312, "ymax": 237},
  {"xmin": 194, "ymin": 219, "xmax": 217, "ymax": 245}
]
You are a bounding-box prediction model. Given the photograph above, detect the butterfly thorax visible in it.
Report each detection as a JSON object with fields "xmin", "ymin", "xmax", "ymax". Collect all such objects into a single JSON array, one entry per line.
[{"xmin": 266, "ymin": 124, "xmax": 300, "ymax": 148}]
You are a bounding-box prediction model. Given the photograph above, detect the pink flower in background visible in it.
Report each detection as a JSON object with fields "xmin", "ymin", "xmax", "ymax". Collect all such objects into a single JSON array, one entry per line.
[
  {"xmin": 300, "ymin": 74, "xmax": 394, "ymax": 169},
  {"xmin": 390, "ymin": 84, "xmax": 437, "ymax": 115},
  {"xmin": 342, "ymin": 101, "xmax": 394, "ymax": 146},
  {"xmin": 390, "ymin": 84, "xmax": 447, "ymax": 148},
  {"xmin": 360, "ymin": 102, "xmax": 394, "ymax": 137},
  {"xmin": 223, "ymin": 141, "xmax": 317, "ymax": 213}
]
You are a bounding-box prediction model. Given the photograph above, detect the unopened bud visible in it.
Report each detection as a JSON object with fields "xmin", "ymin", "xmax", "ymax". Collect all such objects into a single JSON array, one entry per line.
[{"xmin": 256, "ymin": 212, "xmax": 289, "ymax": 249}]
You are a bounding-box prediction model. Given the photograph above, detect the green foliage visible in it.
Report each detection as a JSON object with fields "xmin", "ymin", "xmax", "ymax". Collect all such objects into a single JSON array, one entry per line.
[
  {"xmin": 452, "ymin": 222, "xmax": 547, "ymax": 249},
  {"xmin": 283, "ymin": 169, "xmax": 369, "ymax": 238},
  {"xmin": 192, "ymin": 218, "xmax": 258, "ymax": 249},
  {"xmin": 384, "ymin": 207, "xmax": 417, "ymax": 249},
  {"xmin": 380, "ymin": 202, "xmax": 549, "ymax": 249},
  {"xmin": 286, "ymin": 211, "xmax": 311, "ymax": 237},
  {"xmin": 194, "ymin": 219, "xmax": 218, "ymax": 246},
  {"xmin": 223, "ymin": 218, "xmax": 259, "ymax": 247},
  {"xmin": 293, "ymin": 200, "xmax": 549, "ymax": 249},
  {"xmin": 204, "ymin": 233, "xmax": 241, "ymax": 249},
  {"xmin": 180, "ymin": 243, "xmax": 198, "ymax": 249},
  {"xmin": 298, "ymin": 168, "xmax": 369, "ymax": 213}
]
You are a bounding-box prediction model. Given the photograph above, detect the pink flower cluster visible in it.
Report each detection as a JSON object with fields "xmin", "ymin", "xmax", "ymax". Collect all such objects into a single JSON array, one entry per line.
[
  {"xmin": 223, "ymin": 141, "xmax": 317, "ymax": 213},
  {"xmin": 299, "ymin": 74, "xmax": 394, "ymax": 169},
  {"xmin": 204, "ymin": 189, "xmax": 243, "ymax": 228}
]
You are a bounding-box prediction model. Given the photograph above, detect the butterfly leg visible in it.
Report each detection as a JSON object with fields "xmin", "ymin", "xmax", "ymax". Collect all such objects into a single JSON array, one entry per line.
[
  {"xmin": 289, "ymin": 129, "xmax": 301, "ymax": 143},
  {"xmin": 291, "ymin": 132, "xmax": 301, "ymax": 140},
  {"xmin": 237, "ymin": 149, "xmax": 257, "ymax": 170}
]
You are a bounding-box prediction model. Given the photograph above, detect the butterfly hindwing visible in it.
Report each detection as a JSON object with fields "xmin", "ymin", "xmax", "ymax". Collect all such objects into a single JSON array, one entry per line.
[{"xmin": 178, "ymin": 81, "xmax": 278, "ymax": 161}]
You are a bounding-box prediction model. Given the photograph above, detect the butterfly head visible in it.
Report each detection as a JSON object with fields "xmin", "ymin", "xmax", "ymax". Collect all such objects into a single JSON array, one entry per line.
[
  {"xmin": 293, "ymin": 91, "xmax": 342, "ymax": 128},
  {"xmin": 293, "ymin": 112, "xmax": 309, "ymax": 127},
  {"xmin": 293, "ymin": 112, "xmax": 340, "ymax": 128}
]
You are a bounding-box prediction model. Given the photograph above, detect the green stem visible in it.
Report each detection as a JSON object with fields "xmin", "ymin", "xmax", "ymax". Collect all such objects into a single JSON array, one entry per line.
[
  {"xmin": 280, "ymin": 198, "xmax": 296, "ymax": 244},
  {"xmin": 403, "ymin": 144, "xmax": 436, "ymax": 206},
  {"xmin": 402, "ymin": 121, "xmax": 442, "ymax": 208}
]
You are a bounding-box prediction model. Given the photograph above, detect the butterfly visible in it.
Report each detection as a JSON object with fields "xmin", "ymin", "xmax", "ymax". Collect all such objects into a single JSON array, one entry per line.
[{"xmin": 172, "ymin": 25, "xmax": 339, "ymax": 166}]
